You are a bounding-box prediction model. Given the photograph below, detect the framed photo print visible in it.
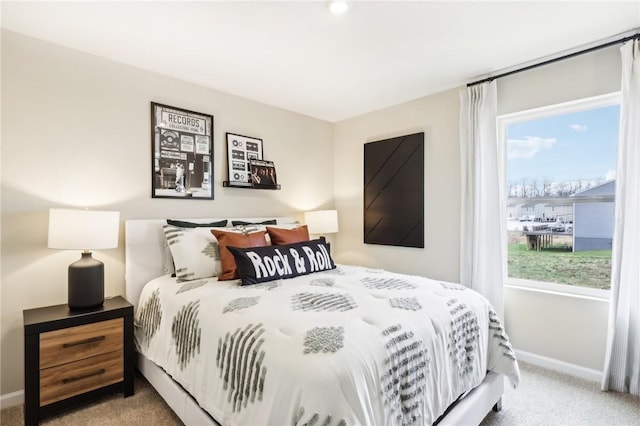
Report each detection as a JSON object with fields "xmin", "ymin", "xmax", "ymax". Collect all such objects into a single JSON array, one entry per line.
[
  {"xmin": 226, "ymin": 133, "xmax": 264, "ymax": 185},
  {"xmin": 151, "ymin": 102, "xmax": 214, "ymax": 199},
  {"xmin": 249, "ymin": 159, "xmax": 278, "ymax": 189}
]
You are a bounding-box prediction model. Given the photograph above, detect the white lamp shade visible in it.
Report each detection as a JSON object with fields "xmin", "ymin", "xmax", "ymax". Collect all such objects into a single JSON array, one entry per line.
[
  {"xmin": 48, "ymin": 208, "xmax": 120, "ymax": 250},
  {"xmin": 304, "ymin": 210, "xmax": 339, "ymax": 234}
]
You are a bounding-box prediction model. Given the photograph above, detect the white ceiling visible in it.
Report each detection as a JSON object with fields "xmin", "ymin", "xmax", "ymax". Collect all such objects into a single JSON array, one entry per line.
[{"xmin": 2, "ymin": 1, "xmax": 639, "ymax": 122}]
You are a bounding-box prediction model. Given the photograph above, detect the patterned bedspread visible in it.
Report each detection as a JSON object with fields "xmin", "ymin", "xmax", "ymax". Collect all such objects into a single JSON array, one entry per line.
[{"xmin": 135, "ymin": 264, "xmax": 520, "ymax": 426}]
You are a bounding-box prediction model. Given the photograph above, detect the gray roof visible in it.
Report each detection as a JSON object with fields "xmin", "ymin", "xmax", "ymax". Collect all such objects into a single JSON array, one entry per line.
[{"xmin": 573, "ymin": 180, "xmax": 615, "ymax": 197}]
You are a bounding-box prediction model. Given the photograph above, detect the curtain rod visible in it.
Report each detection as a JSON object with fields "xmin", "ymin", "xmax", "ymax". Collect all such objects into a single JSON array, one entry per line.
[{"xmin": 467, "ymin": 32, "xmax": 640, "ymax": 87}]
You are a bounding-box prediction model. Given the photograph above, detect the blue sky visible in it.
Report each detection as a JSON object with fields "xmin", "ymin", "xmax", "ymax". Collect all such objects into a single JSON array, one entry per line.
[{"xmin": 507, "ymin": 104, "xmax": 619, "ymax": 183}]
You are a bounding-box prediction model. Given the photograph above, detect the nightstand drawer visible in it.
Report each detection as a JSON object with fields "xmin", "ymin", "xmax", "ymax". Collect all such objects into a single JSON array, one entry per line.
[
  {"xmin": 39, "ymin": 350, "xmax": 124, "ymax": 406},
  {"xmin": 40, "ymin": 318, "xmax": 123, "ymax": 369}
]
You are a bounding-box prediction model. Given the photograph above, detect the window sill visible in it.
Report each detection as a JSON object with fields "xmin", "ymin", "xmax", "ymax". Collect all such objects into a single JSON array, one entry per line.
[{"xmin": 505, "ymin": 278, "xmax": 610, "ymax": 302}]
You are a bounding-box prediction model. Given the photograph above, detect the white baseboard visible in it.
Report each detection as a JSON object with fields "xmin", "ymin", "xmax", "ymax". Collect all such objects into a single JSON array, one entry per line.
[
  {"xmin": 514, "ymin": 349, "xmax": 603, "ymax": 383},
  {"xmin": 1, "ymin": 389, "xmax": 23, "ymax": 409}
]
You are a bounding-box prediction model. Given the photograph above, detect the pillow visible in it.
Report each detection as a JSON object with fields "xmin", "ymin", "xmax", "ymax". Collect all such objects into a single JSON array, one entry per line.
[
  {"xmin": 167, "ymin": 219, "xmax": 228, "ymax": 228},
  {"xmin": 228, "ymin": 238, "xmax": 336, "ymax": 285},
  {"xmin": 231, "ymin": 219, "xmax": 277, "ymax": 226},
  {"xmin": 231, "ymin": 222, "xmax": 301, "ymax": 242},
  {"xmin": 266, "ymin": 225, "xmax": 310, "ymax": 245},
  {"xmin": 210, "ymin": 229, "xmax": 268, "ymax": 281},
  {"xmin": 163, "ymin": 225, "xmax": 225, "ymax": 282}
]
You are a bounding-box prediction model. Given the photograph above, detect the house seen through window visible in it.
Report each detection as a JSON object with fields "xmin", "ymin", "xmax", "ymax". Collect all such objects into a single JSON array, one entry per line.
[{"xmin": 501, "ymin": 94, "xmax": 619, "ymax": 294}]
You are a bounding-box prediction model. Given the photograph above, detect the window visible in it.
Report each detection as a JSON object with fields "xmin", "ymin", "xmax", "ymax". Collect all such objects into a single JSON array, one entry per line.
[{"xmin": 499, "ymin": 93, "xmax": 620, "ymax": 298}]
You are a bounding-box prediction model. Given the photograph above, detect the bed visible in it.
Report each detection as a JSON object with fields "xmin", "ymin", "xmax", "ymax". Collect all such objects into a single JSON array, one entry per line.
[{"xmin": 125, "ymin": 217, "xmax": 519, "ymax": 425}]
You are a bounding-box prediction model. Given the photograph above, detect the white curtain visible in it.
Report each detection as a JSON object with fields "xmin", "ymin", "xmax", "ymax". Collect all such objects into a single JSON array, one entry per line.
[
  {"xmin": 459, "ymin": 81, "xmax": 506, "ymax": 318},
  {"xmin": 602, "ymin": 39, "xmax": 640, "ymax": 396}
]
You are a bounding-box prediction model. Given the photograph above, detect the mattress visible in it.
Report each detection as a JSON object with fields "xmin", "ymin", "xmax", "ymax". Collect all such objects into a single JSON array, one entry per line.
[{"xmin": 134, "ymin": 264, "xmax": 519, "ymax": 425}]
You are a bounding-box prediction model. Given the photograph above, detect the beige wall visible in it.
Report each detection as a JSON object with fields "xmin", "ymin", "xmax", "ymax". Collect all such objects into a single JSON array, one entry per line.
[
  {"xmin": 498, "ymin": 45, "xmax": 620, "ymax": 371},
  {"xmin": 0, "ymin": 30, "xmax": 334, "ymax": 394},
  {"xmin": 0, "ymin": 29, "xmax": 623, "ymax": 396},
  {"xmin": 504, "ymin": 287, "xmax": 609, "ymax": 370},
  {"xmin": 332, "ymin": 88, "xmax": 461, "ymax": 282},
  {"xmin": 332, "ymin": 45, "xmax": 621, "ymax": 373},
  {"xmin": 497, "ymin": 45, "xmax": 621, "ymax": 115}
]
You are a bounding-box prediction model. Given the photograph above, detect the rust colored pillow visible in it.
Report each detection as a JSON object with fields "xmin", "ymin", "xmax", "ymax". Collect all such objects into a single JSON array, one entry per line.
[
  {"xmin": 211, "ymin": 229, "xmax": 268, "ymax": 281},
  {"xmin": 266, "ymin": 225, "xmax": 310, "ymax": 245}
]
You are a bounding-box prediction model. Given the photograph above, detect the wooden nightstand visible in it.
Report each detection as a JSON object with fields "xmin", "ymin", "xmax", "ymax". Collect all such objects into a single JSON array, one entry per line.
[{"xmin": 23, "ymin": 296, "xmax": 134, "ymax": 425}]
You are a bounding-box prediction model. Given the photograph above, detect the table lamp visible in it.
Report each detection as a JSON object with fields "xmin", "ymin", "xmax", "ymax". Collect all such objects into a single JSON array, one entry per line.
[
  {"xmin": 48, "ymin": 208, "xmax": 120, "ymax": 310},
  {"xmin": 304, "ymin": 209, "xmax": 339, "ymax": 238}
]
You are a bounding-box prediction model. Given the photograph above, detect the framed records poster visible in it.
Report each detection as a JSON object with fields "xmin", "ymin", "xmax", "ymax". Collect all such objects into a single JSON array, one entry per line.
[
  {"xmin": 151, "ymin": 102, "xmax": 214, "ymax": 199},
  {"xmin": 225, "ymin": 133, "xmax": 264, "ymax": 186}
]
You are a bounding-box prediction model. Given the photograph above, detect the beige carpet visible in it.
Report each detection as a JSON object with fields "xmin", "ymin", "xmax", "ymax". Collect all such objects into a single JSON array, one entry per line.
[
  {"xmin": 1, "ymin": 373, "xmax": 182, "ymax": 426},
  {"xmin": 2, "ymin": 363, "xmax": 638, "ymax": 425},
  {"xmin": 481, "ymin": 362, "xmax": 639, "ymax": 426}
]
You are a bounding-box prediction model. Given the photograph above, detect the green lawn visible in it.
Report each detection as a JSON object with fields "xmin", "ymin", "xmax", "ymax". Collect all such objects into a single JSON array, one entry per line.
[{"xmin": 508, "ymin": 243, "xmax": 612, "ymax": 290}]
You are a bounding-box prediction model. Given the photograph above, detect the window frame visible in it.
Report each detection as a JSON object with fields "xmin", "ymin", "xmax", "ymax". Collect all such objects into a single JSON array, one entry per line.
[{"xmin": 497, "ymin": 92, "xmax": 620, "ymax": 301}]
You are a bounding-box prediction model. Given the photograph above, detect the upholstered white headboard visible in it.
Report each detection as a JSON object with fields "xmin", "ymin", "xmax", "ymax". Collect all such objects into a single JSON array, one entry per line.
[{"xmin": 124, "ymin": 217, "xmax": 296, "ymax": 309}]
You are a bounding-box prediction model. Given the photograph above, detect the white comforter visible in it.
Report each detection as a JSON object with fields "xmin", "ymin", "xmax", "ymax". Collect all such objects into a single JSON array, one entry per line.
[{"xmin": 135, "ymin": 264, "xmax": 519, "ymax": 426}]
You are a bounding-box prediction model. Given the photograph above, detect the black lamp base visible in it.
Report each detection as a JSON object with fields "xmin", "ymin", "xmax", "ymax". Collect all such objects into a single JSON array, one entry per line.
[{"xmin": 68, "ymin": 252, "xmax": 104, "ymax": 310}]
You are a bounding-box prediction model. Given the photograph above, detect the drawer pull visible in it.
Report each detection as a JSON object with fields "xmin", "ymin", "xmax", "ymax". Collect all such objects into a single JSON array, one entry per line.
[
  {"xmin": 62, "ymin": 335, "xmax": 105, "ymax": 348},
  {"xmin": 62, "ymin": 368, "xmax": 106, "ymax": 384}
]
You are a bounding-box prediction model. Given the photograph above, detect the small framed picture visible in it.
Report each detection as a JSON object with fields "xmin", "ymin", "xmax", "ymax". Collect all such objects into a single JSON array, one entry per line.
[
  {"xmin": 226, "ymin": 133, "xmax": 263, "ymax": 185},
  {"xmin": 249, "ymin": 159, "xmax": 278, "ymax": 189},
  {"xmin": 151, "ymin": 102, "xmax": 214, "ymax": 199}
]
